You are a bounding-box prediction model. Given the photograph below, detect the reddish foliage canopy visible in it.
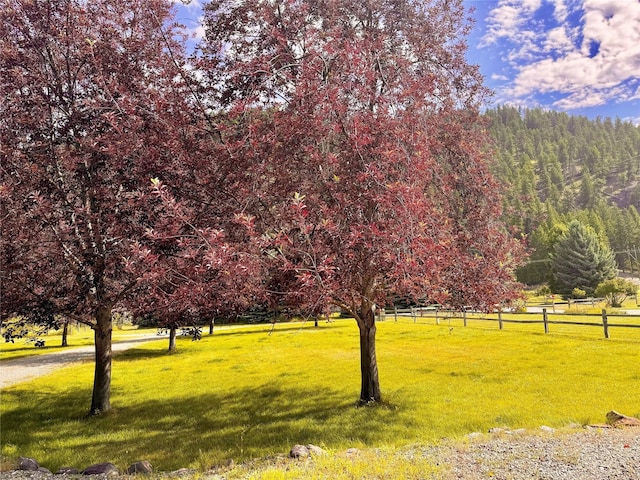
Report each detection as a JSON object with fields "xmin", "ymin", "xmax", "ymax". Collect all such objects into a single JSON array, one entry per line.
[
  {"xmin": 0, "ymin": 0, "xmax": 190, "ymax": 323},
  {"xmin": 1, "ymin": 0, "xmax": 525, "ymax": 408},
  {"xmin": 0, "ymin": 0, "xmax": 205, "ymax": 413},
  {"xmin": 132, "ymin": 180, "xmax": 265, "ymax": 329},
  {"xmin": 200, "ymin": 0, "xmax": 524, "ymax": 321}
]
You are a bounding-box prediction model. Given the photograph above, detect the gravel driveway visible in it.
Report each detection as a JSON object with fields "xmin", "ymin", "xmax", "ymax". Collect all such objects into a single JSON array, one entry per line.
[
  {"xmin": 426, "ymin": 427, "xmax": 640, "ymax": 480},
  {"xmin": 0, "ymin": 324, "xmax": 264, "ymax": 389},
  {"xmin": 0, "ymin": 334, "xmax": 162, "ymax": 389}
]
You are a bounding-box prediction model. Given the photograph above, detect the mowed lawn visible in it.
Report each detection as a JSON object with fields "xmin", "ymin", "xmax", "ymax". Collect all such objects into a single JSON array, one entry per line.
[{"xmin": 1, "ymin": 319, "xmax": 639, "ymax": 473}]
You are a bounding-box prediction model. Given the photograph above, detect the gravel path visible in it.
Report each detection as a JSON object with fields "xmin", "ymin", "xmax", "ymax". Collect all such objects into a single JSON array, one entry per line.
[
  {"xmin": 0, "ymin": 334, "xmax": 162, "ymax": 389},
  {"xmin": 0, "ymin": 324, "xmax": 269, "ymax": 389}
]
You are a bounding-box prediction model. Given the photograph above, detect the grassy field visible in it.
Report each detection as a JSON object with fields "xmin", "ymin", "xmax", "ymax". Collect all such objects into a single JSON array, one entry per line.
[{"xmin": 1, "ymin": 319, "xmax": 639, "ymax": 476}]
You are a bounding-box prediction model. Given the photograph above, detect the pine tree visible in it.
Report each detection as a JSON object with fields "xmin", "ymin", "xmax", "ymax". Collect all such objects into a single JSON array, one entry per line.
[{"xmin": 551, "ymin": 220, "xmax": 617, "ymax": 295}]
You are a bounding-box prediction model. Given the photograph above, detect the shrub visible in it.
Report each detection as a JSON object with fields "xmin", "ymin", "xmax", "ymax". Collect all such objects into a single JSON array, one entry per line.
[
  {"xmin": 595, "ymin": 278, "xmax": 638, "ymax": 308},
  {"xmin": 571, "ymin": 288, "xmax": 587, "ymax": 299}
]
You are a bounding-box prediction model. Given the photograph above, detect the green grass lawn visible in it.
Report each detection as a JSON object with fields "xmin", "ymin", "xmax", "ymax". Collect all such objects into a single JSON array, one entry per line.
[{"xmin": 1, "ymin": 319, "xmax": 639, "ymax": 475}]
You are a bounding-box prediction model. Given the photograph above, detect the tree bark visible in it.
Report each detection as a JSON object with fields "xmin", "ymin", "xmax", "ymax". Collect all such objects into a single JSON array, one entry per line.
[
  {"xmin": 89, "ymin": 305, "xmax": 112, "ymax": 416},
  {"xmin": 168, "ymin": 325, "xmax": 177, "ymax": 352},
  {"xmin": 357, "ymin": 307, "xmax": 381, "ymax": 405},
  {"xmin": 61, "ymin": 319, "xmax": 69, "ymax": 347},
  {"xmin": 209, "ymin": 318, "xmax": 214, "ymax": 335}
]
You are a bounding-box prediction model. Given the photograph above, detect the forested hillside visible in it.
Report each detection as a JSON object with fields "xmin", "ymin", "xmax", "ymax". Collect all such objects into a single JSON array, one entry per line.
[{"xmin": 485, "ymin": 107, "xmax": 640, "ymax": 284}]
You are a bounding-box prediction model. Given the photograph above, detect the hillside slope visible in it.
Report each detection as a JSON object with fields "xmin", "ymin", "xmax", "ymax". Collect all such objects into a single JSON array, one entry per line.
[{"xmin": 485, "ymin": 107, "xmax": 640, "ymax": 283}]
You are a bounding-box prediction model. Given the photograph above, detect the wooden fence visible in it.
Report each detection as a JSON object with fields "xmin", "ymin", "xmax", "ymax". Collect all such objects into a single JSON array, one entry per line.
[{"xmin": 377, "ymin": 306, "xmax": 640, "ymax": 339}]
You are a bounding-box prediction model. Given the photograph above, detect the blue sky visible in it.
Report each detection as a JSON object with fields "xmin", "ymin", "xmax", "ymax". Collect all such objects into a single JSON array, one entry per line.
[
  {"xmin": 463, "ymin": 0, "xmax": 640, "ymax": 124},
  {"xmin": 174, "ymin": 0, "xmax": 640, "ymax": 124}
]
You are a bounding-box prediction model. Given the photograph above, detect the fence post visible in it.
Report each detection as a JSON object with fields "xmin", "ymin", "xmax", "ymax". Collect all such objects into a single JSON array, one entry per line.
[
  {"xmin": 394, "ymin": 306, "xmax": 398, "ymax": 322},
  {"xmin": 435, "ymin": 308, "xmax": 439, "ymax": 325},
  {"xmin": 411, "ymin": 307, "xmax": 416, "ymax": 323},
  {"xmin": 498, "ymin": 310, "xmax": 503, "ymax": 330},
  {"xmin": 543, "ymin": 308, "xmax": 548, "ymax": 334},
  {"xmin": 602, "ymin": 309, "xmax": 609, "ymax": 339},
  {"xmin": 463, "ymin": 310, "xmax": 467, "ymax": 327}
]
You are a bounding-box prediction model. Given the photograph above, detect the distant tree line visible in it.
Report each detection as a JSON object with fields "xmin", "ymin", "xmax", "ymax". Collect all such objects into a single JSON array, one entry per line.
[{"xmin": 486, "ymin": 106, "xmax": 640, "ymax": 284}]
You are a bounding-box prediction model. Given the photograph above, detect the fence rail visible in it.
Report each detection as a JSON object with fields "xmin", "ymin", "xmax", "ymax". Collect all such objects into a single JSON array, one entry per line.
[{"xmin": 377, "ymin": 306, "xmax": 640, "ymax": 339}]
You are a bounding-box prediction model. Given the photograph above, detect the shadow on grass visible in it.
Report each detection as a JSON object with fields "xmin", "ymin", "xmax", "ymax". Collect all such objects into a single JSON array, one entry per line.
[
  {"xmin": 0, "ymin": 382, "xmax": 399, "ymax": 472},
  {"xmin": 114, "ymin": 347, "xmax": 170, "ymax": 362},
  {"xmin": 208, "ymin": 321, "xmax": 350, "ymax": 338}
]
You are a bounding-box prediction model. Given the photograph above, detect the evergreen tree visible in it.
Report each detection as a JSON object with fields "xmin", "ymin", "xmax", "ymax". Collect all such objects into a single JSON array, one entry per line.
[
  {"xmin": 551, "ymin": 220, "xmax": 617, "ymax": 295},
  {"xmin": 578, "ymin": 169, "xmax": 597, "ymax": 209}
]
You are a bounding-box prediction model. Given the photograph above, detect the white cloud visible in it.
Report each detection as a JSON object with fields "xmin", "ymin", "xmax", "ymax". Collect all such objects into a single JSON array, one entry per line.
[
  {"xmin": 550, "ymin": 0, "xmax": 569, "ymax": 21},
  {"xmin": 484, "ymin": 0, "xmax": 640, "ymax": 110},
  {"xmin": 481, "ymin": 1, "xmax": 541, "ymax": 47},
  {"xmin": 193, "ymin": 16, "xmax": 206, "ymax": 40},
  {"xmin": 543, "ymin": 27, "xmax": 573, "ymax": 54}
]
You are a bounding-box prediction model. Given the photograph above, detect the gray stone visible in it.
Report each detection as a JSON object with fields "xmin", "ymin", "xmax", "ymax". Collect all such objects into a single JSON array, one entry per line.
[
  {"xmin": 306, "ymin": 444, "xmax": 325, "ymax": 456},
  {"xmin": 126, "ymin": 461, "xmax": 153, "ymax": 475},
  {"xmin": 466, "ymin": 432, "xmax": 484, "ymax": 440},
  {"xmin": 18, "ymin": 457, "xmax": 39, "ymax": 471},
  {"xmin": 488, "ymin": 427, "xmax": 505, "ymax": 434},
  {"xmin": 56, "ymin": 467, "xmax": 81, "ymax": 475},
  {"xmin": 345, "ymin": 448, "xmax": 360, "ymax": 457},
  {"xmin": 82, "ymin": 462, "xmax": 119, "ymax": 476},
  {"xmin": 289, "ymin": 444, "xmax": 309, "ymax": 458},
  {"xmin": 37, "ymin": 467, "xmax": 52, "ymax": 474},
  {"xmin": 540, "ymin": 425, "xmax": 556, "ymax": 433}
]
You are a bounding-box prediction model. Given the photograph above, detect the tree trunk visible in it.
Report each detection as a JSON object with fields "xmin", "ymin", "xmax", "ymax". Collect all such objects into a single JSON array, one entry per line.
[
  {"xmin": 357, "ymin": 308, "xmax": 381, "ymax": 405},
  {"xmin": 209, "ymin": 318, "xmax": 214, "ymax": 335},
  {"xmin": 168, "ymin": 325, "xmax": 177, "ymax": 352},
  {"xmin": 61, "ymin": 319, "xmax": 69, "ymax": 347},
  {"xmin": 89, "ymin": 305, "xmax": 112, "ymax": 416}
]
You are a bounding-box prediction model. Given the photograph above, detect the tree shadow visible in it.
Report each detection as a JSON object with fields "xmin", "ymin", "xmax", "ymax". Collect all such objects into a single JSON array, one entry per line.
[
  {"xmin": 114, "ymin": 347, "xmax": 169, "ymax": 362},
  {"xmin": 208, "ymin": 322, "xmax": 347, "ymax": 338},
  {"xmin": 0, "ymin": 382, "xmax": 401, "ymax": 472}
]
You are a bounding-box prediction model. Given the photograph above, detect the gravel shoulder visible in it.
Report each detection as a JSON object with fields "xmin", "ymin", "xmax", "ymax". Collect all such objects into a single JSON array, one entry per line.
[
  {"xmin": 426, "ymin": 427, "xmax": 640, "ymax": 480},
  {"xmin": 1, "ymin": 427, "xmax": 638, "ymax": 479}
]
